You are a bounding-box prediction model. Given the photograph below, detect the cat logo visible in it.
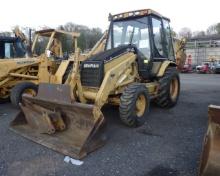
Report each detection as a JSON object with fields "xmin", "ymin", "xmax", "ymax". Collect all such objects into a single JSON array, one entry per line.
[{"xmin": 84, "ymin": 64, "xmax": 100, "ymax": 68}]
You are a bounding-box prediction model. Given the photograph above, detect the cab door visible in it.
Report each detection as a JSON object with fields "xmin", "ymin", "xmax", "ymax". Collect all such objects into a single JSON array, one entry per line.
[{"xmin": 150, "ymin": 16, "xmax": 174, "ymax": 60}]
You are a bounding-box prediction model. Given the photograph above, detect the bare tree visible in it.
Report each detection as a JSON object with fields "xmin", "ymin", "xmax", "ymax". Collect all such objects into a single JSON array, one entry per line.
[
  {"xmin": 178, "ymin": 27, "xmax": 192, "ymax": 39},
  {"xmin": 58, "ymin": 23, "xmax": 103, "ymax": 52},
  {"xmin": 206, "ymin": 23, "xmax": 220, "ymax": 35},
  {"xmin": 216, "ymin": 23, "xmax": 220, "ymax": 34},
  {"xmin": 192, "ymin": 31, "xmax": 205, "ymax": 37},
  {"xmin": 207, "ymin": 24, "xmax": 217, "ymax": 35}
]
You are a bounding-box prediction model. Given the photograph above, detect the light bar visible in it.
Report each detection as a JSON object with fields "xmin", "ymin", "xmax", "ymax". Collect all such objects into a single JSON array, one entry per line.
[
  {"xmin": 109, "ymin": 9, "xmax": 169, "ymax": 21},
  {"xmin": 110, "ymin": 9, "xmax": 150, "ymax": 21}
]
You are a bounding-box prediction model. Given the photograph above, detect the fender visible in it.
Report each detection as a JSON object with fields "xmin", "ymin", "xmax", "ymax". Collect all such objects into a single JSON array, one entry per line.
[{"xmin": 157, "ymin": 60, "xmax": 176, "ymax": 77}]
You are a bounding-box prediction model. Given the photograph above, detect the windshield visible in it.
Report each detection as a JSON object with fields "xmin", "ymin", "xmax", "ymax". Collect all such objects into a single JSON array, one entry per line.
[
  {"xmin": 33, "ymin": 35, "xmax": 49, "ymax": 55},
  {"xmin": 107, "ymin": 17, "xmax": 150, "ymax": 58}
]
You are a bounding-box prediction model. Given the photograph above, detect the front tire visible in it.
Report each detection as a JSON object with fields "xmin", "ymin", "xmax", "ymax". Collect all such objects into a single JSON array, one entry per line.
[
  {"xmin": 119, "ymin": 83, "xmax": 150, "ymax": 127},
  {"xmin": 10, "ymin": 82, "xmax": 38, "ymax": 108},
  {"xmin": 156, "ymin": 67, "xmax": 180, "ymax": 108}
]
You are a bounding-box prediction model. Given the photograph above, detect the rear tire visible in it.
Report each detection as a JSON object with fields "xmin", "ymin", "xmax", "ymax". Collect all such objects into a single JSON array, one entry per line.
[
  {"xmin": 156, "ymin": 67, "xmax": 180, "ymax": 108},
  {"xmin": 119, "ymin": 83, "xmax": 150, "ymax": 127},
  {"xmin": 10, "ymin": 82, "xmax": 38, "ymax": 108}
]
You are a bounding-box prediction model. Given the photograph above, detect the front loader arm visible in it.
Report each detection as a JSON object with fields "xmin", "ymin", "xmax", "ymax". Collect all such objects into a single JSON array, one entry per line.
[
  {"xmin": 94, "ymin": 53, "xmax": 136, "ymax": 109},
  {"xmin": 86, "ymin": 31, "xmax": 108, "ymax": 58}
]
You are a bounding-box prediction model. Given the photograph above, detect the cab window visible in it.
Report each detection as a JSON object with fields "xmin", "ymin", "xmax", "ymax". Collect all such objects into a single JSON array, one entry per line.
[
  {"xmin": 106, "ymin": 17, "xmax": 151, "ymax": 58},
  {"xmin": 163, "ymin": 19, "xmax": 175, "ymax": 60},
  {"xmin": 152, "ymin": 18, "xmax": 165, "ymax": 57}
]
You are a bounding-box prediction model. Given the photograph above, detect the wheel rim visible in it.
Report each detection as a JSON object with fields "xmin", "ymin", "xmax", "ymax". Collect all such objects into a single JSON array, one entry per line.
[
  {"xmin": 135, "ymin": 94, "xmax": 146, "ymax": 117},
  {"xmin": 170, "ymin": 77, "xmax": 179, "ymax": 101},
  {"xmin": 23, "ymin": 89, "xmax": 37, "ymax": 97}
]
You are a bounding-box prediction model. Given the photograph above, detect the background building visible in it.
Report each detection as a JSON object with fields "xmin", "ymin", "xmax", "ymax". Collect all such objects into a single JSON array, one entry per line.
[{"xmin": 185, "ymin": 35, "xmax": 220, "ymax": 65}]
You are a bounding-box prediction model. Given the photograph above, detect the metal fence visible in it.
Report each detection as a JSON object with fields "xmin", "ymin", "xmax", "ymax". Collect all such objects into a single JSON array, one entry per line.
[{"xmin": 185, "ymin": 40, "xmax": 220, "ymax": 65}]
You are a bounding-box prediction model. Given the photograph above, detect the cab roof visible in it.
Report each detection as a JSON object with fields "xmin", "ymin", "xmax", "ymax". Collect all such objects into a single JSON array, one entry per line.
[
  {"xmin": 35, "ymin": 29, "xmax": 80, "ymax": 38},
  {"xmin": 110, "ymin": 9, "xmax": 170, "ymax": 22}
]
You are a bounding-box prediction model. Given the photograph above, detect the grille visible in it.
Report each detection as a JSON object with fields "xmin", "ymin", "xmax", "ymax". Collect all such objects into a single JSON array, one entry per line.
[{"xmin": 80, "ymin": 61, "xmax": 104, "ymax": 87}]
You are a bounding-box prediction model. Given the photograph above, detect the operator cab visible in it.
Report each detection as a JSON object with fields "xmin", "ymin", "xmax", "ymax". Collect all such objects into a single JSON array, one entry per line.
[
  {"xmin": 107, "ymin": 9, "xmax": 175, "ymax": 60},
  {"xmin": 106, "ymin": 9, "xmax": 175, "ymax": 79},
  {"xmin": 81, "ymin": 9, "xmax": 176, "ymax": 87},
  {"xmin": 32, "ymin": 29, "xmax": 80, "ymax": 60}
]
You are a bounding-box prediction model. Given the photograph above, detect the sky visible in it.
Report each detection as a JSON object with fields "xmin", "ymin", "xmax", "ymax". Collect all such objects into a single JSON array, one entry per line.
[{"xmin": 1, "ymin": 0, "xmax": 220, "ymax": 33}]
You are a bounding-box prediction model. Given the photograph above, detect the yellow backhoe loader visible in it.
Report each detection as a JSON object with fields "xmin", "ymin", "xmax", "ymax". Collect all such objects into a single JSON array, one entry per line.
[
  {"xmin": 11, "ymin": 9, "xmax": 181, "ymax": 159},
  {"xmin": 0, "ymin": 29, "xmax": 80, "ymax": 107}
]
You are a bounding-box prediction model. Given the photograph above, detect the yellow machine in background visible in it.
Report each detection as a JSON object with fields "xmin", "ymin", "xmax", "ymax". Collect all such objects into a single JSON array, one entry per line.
[
  {"xmin": 174, "ymin": 37, "xmax": 187, "ymax": 71},
  {"xmin": 0, "ymin": 29, "xmax": 80, "ymax": 106},
  {"xmin": 11, "ymin": 9, "xmax": 181, "ymax": 159}
]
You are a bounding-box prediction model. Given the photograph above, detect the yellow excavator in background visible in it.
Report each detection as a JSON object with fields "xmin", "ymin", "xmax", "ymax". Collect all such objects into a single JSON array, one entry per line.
[
  {"xmin": 174, "ymin": 37, "xmax": 187, "ymax": 71},
  {"xmin": 0, "ymin": 29, "xmax": 80, "ymax": 106},
  {"xmin": 11, "ymin": 9, "xmax": 183, "ymax": 159}
]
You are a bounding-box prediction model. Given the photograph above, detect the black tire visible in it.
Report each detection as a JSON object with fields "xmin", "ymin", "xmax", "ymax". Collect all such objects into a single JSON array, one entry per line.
[
  {"xmin": 10, "ymin": 82, "xmax": 38, "ymax": 108},
  {"xmin": 119, "ymin": 83, "xmax": 150, "ymax": 127},
  {"xmin": 156, "ymin": 67, "xmax": 180, "ymax": 108}
]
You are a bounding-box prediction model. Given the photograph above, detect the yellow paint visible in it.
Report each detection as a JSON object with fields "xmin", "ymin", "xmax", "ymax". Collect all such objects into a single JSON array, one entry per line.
[{"xmin": 157, "ymin": 61, "xmax": 176, "ymax": 77}]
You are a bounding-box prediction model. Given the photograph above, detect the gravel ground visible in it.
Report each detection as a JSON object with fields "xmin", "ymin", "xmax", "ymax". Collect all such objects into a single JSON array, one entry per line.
[{"xmin": 0, "ymin": 73, "xmax": 220, "ymax": 176}]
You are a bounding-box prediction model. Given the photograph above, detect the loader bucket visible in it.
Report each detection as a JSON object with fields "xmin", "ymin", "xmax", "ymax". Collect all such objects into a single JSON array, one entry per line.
[
  {"xmin": 10, "ymin": 83, "xmax": 106, "ymax": 159},
  {"xmin": 199, "ymin": 105, "xmax": 220, "ymax": 176}
]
